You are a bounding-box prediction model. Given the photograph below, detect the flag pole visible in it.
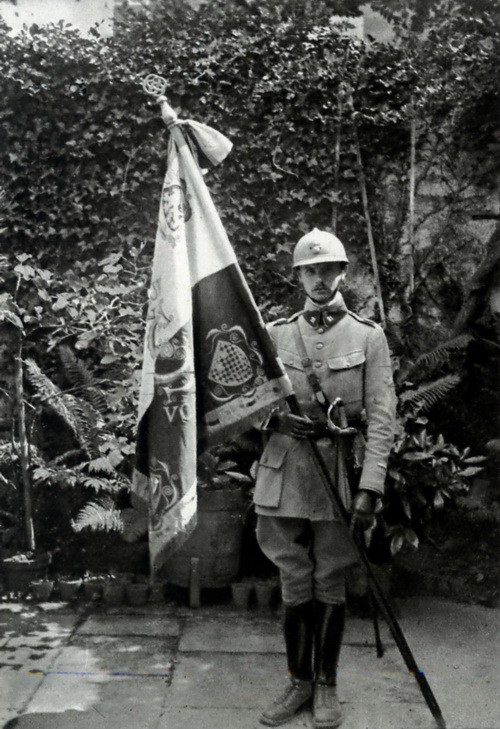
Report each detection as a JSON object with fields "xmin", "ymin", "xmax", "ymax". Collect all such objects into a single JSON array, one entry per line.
[{"xmin": 286, "ymin": 392, "xmax": 447, "ymax": 729}]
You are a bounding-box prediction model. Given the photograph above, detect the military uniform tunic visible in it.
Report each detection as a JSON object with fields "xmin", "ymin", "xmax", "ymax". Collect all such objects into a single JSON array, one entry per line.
[{"xmin": 254, "ymin": 293, "xmax": 396, "ymax": 521}]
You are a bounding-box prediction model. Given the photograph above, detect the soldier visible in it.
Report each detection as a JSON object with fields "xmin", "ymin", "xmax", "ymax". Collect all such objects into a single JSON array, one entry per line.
[{"xmin": 255, "ymin": 228, "xmax": 396, "ymax": 728}]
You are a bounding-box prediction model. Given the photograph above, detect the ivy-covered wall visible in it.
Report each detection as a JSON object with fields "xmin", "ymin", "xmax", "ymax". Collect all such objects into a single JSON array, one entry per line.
[{"xmin": 0, "ymin": 0, "xmax": 498, "ymax": 426}]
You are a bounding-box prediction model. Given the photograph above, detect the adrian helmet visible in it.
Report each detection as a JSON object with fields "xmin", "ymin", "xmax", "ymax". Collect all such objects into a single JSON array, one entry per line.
[{"xmin": 292, "ymin": 228, "xmax": 348, "ymax": 268}]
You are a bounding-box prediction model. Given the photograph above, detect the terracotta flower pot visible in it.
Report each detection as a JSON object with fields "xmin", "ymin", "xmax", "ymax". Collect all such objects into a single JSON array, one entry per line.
[
  {"xmin": 82, "ymin": 576, "xmax": 107, "ymax": 601},
  {"xmin": 103, "ymin": 582, "xmax": 125, "ymax": 606},
  {"xmin": 231, "ymin": 581, "xmax": 253, "ymax": 609},
  {"xmin": 58, "ymin": 578, "xmax": 82, "ymax": 601},
  {"xmin": 255, "ymin": 582, "xmax": 275, "ymax": 611},
  {"xmin": 31, "ymin": 579, "xmax": 54, "ymax": 601},
  {"xmin": 149, "ymin": 583, "xmax": 165, "ymax": 603},
  {"xmin": 125, "ymin": 582, "xmax": 149, "ymax": 606}
]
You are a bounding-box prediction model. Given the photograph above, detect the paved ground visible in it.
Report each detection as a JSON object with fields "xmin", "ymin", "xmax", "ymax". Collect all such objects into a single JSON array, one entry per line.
[{"xmin": 0, "ymin": 596, "xmax": 498, "ymax": 729}]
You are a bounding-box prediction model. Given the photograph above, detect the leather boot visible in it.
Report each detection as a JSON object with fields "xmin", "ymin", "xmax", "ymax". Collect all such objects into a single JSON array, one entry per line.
[
  {"xmin": 313, "ymin": 602, "xmax": 345, "ymax": 729},
  {"xmin": 259, "ymin": 601, "xmax": 314, "ymax": 726}
]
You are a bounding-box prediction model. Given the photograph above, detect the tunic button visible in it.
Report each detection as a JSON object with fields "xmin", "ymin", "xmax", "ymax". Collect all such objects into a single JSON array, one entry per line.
[
  {"xmin": 314, "ymin": 361, "xmax": 322, "ymax": 368},
  {"xmin": 316, "ymin": 342, "xmax": 324, "ymax": 350},
  {"xmin": 318, "ymin": 327, "xmax": 325, "ymax": 334}
]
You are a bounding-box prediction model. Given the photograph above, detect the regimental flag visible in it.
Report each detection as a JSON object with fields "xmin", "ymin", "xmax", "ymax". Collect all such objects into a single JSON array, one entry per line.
[{"xmin": 130, "ymin": 118, "xmax": 292, "ymax": 571}]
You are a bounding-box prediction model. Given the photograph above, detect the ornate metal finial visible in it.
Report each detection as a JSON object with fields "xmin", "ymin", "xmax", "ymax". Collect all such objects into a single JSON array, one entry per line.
[
  {"xmin": 142, "ymin": 73, "xmax": 167, "ymax": 98},
  {"xmin": 142, "ymin": 73, "xmax": 178, "ymax": 127}
]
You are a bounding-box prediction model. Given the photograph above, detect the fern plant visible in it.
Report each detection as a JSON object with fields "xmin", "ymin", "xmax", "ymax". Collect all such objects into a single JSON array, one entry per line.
[
  {"xmin": 72, "ymin": 496, "xmax": 124, "ymax": 533},
  {"xmin": 403, "ymin": 334, "xmax": 473, "ymax": 379},
  {"xmin": 25, "ymin": 358, "xmax": 101, "ymax": 459},
  {"xmin": 23, "ymin": 349, "xmax": 130, "ymax": 550},
  {"xmin": 399, "ymin": 374, "xmax": 461, "ymax": 413},
  {"xmin": 58, "ymin": 345, "xmax": 108, "ymax": 415}
]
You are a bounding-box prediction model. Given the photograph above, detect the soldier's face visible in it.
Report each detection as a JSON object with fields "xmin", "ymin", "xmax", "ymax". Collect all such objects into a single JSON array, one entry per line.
[{"xmin": 297, "ymin": 262, "xmax": 345, "ymax": 304}]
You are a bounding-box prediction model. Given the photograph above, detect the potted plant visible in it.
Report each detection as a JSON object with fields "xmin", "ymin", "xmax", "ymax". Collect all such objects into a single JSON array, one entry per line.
[
  {"xmin": 102, "ymin": 573, "xmax": 131, "ymax": 606},
  {"xmin": 57, "ymin": 575, "xmax": 82, "ymax": 601},
  {"xmin": 82, "ymin": 573, "xmax": 108, "ymax": 601},
  {"xmin": 148, "ymin": 581, "xmax": 165, "ymax": 603},
  {"xmin": 125, "ymin": 576, "xmax": 149, "ymax": 606}
]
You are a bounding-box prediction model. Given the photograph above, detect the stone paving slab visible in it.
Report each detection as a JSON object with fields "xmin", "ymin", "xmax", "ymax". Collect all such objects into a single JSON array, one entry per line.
[
  {"xmin": 3, "ymin": 708, "xmax": 169, "ymax": 729},
  {"xmin": 338, "ymin": 701, "xmax": 434, "ymax": 729},
  {"xmin": 4, "ymin": 632, "xmax": 176, "ymax": 727},
  {"xmin": 165, "ymin": 652, "xmax": 279, "ymax": 709},
  {"xmin": 59, "ymin": 635, "xmax": 175, "ymax": 676},
  {"xmin": 165, "ymin": 647, "xmax": 421, "ymax": 710},
  {"xmin": 76, "ymin": 614, "xmax": 181, "ymax": 638},
  {"xmin": 1, "ymin": 647, "xmax": 59, "ymax": 713},
  {"xmin": 0, "ymin": 607, "xmax": 80, "ymax": 715},
  {"xmin": 179, "ymin": 616, "xmax": 283, "ymax": 653},
  {"xmin": 179, "ymin": 614, "xmax": 394, "ymax": 653},
  {"xmin": 163, "ymin": 648, "xmax": 431, "ymax": 729},
  {"xmin": 25, "ymin": 668, "xmax": 168, "ymax": 727},
  {"xmin": 0, "ymin": 609, "xmax": 77, "ymax": 643},
  {"xmin": 399, "ymin": 598, "xmax": 500, "ymax": 729},
  {"xmin": 0, "ymin": 709, "xmax": 19, "ymax": 728},
  {"xmin": 157, "ymin": 703, "xmax": 435, "ymax": 729},
  {"xmin": 337, "ymin": 646, "xmax": 422, "ymax": 704},
  {"xmin": 157, "ymin": 706, "xmax": 311, "ymax": 729}
]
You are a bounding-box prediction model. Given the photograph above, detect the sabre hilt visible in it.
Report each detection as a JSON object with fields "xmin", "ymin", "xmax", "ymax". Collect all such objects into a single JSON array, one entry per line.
[{"xmin": 327, "ymin": 397, "xmax": 357, "ymax": 436}]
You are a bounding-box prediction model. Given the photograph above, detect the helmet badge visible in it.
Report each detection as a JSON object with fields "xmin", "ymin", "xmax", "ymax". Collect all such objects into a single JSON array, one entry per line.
[{"xmin": 309, "ymin": 242, "xmax": 323, "ymax": 254}]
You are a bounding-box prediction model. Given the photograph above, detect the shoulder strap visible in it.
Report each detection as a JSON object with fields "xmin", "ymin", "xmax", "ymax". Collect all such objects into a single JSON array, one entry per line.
[
  {"xmin": 291, "ymin": 320, "xmax": 329, "ymax": 411},
  {"xmin": 348, "ymin": 310, "xmax": 377, "ymax": 328}
]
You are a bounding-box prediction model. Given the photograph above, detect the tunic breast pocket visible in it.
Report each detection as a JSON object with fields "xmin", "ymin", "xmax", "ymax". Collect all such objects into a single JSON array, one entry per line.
[
  {"xmin": 325, "ymin": 350, "xmax": 365, "ymax": 412},
  {"xmin": 277, "ymin": 348, "xmax": 310, "ymax": 398}
]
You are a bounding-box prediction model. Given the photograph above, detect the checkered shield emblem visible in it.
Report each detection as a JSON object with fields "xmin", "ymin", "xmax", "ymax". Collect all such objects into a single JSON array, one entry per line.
[{"xmin": 208, "ymin": 339, "xmax": 253, "ymax": 387}]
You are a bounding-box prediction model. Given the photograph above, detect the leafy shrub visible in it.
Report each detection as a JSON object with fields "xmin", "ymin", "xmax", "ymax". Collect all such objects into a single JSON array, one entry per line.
[{"xmin": 384, "ymin": 412, "xmax": 487, "ymax": 555}]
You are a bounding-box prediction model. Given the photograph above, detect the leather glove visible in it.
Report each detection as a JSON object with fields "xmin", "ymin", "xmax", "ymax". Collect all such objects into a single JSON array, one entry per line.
[
  {"xmin": 273, "ymin": 412, "xmax": 313, "ymax": 439},
  {"xmin": 272, "ymin": 413, "xmax": 330, "ymax": 440},
  {"xmin": 351, "ymin": 489, "xmax": 377, "ymax": 531}
]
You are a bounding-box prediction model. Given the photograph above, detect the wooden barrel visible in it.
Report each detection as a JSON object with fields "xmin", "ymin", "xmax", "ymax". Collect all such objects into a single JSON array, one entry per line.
[{"xmin": 163, "ymin": 487, "xmax": 245, "ymax": 589}]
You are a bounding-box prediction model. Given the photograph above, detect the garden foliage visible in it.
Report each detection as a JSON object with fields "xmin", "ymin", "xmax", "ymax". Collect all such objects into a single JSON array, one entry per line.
[{"xmin": 0, "ymin": 0, "xmax": 498, "ymax": 562}]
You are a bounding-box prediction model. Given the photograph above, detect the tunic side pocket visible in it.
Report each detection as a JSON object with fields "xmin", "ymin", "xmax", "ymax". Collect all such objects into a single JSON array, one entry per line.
[{"xmin": 253, "ymin": 433, "xmax": 292, "ymax": 508}]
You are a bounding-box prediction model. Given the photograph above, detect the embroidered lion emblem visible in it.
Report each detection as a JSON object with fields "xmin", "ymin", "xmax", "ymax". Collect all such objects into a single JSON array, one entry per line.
[{"xmin": 162, "ymin": 178, "xmax": 192, "ymax": 232}]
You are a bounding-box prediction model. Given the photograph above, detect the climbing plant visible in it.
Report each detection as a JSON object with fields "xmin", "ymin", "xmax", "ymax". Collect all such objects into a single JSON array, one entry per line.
[{"xmin": 0, "ymin": 0, "xmax": 498, "ymax": 568}]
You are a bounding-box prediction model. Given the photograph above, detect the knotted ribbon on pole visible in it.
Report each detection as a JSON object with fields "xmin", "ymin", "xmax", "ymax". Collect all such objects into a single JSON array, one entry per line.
[{"xmin": 128, "ymin": 102, "xmax": 292, "ymax": 571}]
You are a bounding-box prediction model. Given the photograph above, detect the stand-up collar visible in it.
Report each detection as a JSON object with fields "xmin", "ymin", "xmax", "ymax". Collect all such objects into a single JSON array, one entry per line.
[{"xmin": 302, "ymin": 292, "xmax": 347, "ymax": 330}]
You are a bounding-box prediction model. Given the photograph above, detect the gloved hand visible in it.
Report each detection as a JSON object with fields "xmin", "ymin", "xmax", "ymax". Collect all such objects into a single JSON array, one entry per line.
[
  {"xmin": 274, "ymin": 412, "xmax": 313, "ymax": 439},
  {"xmin": 273, "ymin": 413, "xmax": 330, "ymax": 440},
  {"xmin": 351, "ymin": 489, "xmax": 377, "ymax": 531}
]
